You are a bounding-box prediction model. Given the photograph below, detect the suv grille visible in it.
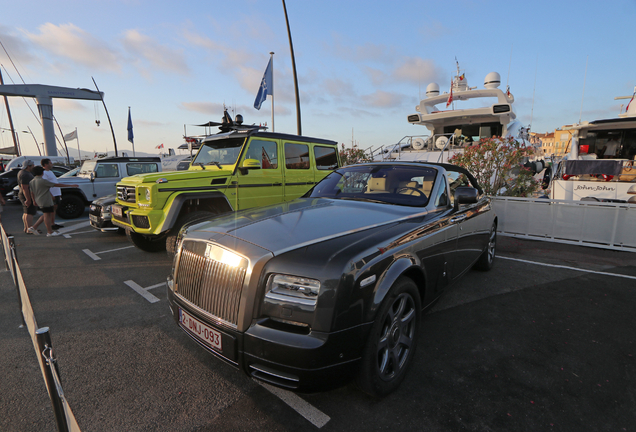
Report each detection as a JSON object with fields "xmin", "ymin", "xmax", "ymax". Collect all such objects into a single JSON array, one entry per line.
[
  {"xmin": 117, "ymin": 186, "xmax": 136, "ymax": 203},
  {"xmin": 175, "ymin": 240, "xmax": 246, "ymax": 328}
]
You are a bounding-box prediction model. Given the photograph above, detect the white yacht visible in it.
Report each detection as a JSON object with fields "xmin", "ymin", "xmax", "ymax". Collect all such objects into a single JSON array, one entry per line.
[
  {"xmin": 550, "ymin": 87, "xmax": 636, "ymax": 202},
  {"xmin": 373, "ymin": 67, "xmax": 535, "ymax": 163}
]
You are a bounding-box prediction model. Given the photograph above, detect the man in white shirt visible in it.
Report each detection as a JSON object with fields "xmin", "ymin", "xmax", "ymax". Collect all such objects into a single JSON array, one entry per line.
[
  {"xmin": 41, "ymin": 159, "xmax": 64, "ymax": 230},
  {"xmin": 603, "ymin": 137, "xmax": 620, "ymax": 158}
]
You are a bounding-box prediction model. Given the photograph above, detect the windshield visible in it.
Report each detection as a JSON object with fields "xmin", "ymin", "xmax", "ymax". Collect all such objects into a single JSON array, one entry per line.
[
  {"xmin": 307, "ymin": 165, "xmax": 436, "ymax": 207},
  {"xmin": 59, "ymin": 167, "xmax": 80, "ymax": 178},
  {"xmin": 192, "ymin": 137, "xmax": 246, "ymax": 166},
  {"xmin": 79, "ymin": 161, "xmax": 96, "ymax": 176}
]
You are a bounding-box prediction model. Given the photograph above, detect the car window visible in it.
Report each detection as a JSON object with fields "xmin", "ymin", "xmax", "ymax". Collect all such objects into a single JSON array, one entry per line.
[
  {"xmin": 314, "ymin": 146, "xmax": 338, "ymax": 170},
  {"xmin": 285, "ymin": 143, "xmax": 310, "ymax": 170},
  {"xmin": 95, "ymin": 163, "xmax": 119, "ymax": 178},
  {"xmin": 126, "ymin": 163, "xmax": 159, "ymax": 176},
  {"xmin": 433, "ymin": 175, "xmax": 450, "ymax": 207},
  {"xmin": 308, "ymin": 164, "xmax": 436, "ymax": 207},
  {"xmin": 192, "ymin": 137, "xmax": 245, "ymax": 166},
  {"xmin": 244, "ymin": 139, "xmax": 278, "ymax": 169}
]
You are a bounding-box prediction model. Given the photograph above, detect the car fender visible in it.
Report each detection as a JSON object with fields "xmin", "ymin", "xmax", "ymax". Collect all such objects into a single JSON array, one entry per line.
[
  {"xmin": 162, "ymin": 191, "xmax": 233, "ymax": 231},
  {"xmin": 60, "ymin": 187, "xmax": 89, "ymax": 203},
  {"xmin": 367, "ymin": 255, "xmax": 424, "ymax": 320}
]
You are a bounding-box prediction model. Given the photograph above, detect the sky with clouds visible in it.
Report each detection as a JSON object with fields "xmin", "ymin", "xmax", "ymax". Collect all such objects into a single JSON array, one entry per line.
[{"xmin": 1, "ymin": 0, "xmax": 634, "ymax": 159}]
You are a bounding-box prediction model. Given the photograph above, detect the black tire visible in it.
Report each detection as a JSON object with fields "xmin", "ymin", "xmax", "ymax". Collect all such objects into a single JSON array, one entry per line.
[
  {"xmin": 126, "ymin": 229, "xmax": 167, "ymax": 253},
  {"xmin": 57, "ymin": 195, "xmax": 85, "ymax": 219},
  {"xmin": 165, "ymin": 210, "xmax": 216, "ymax": 256},
  {"xmin": 474, "ymin": 222, "xmax": 497, "ymax": 271},
  {"xmin": 356, "ymin": 277, "xmax": 421, "ymax": 397}
]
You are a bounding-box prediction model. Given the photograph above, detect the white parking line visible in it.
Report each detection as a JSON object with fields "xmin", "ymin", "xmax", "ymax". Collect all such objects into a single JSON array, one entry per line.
[
  {"xmin": 83, "ymin": 245, "xmax": 135, "ymax": 261},
  {"xmin": 499, "ymin": 256, "xmax": 636, "ymax": 281},
  {"xmin": 257, "ymin": 381, "xmax": 330, "ymax": 428},
  {"xmin": 124, "ymin": 280, "xmax": 161, "ymax": 303},
  {"xmin": 63, "ymin": 230, "xmax": 98, "ymax": 238}
]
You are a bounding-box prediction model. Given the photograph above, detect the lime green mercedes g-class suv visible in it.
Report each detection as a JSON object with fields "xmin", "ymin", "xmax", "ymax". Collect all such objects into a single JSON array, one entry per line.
[{"xmin": 111, "ymin": 117, "xmax": 340, "ymax": 254}]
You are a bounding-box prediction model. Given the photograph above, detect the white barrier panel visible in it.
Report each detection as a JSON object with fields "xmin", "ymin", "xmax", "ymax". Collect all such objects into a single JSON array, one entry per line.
[{"xmin": 492, "ymin": 197, "xmax": 636, "ymax": 252}]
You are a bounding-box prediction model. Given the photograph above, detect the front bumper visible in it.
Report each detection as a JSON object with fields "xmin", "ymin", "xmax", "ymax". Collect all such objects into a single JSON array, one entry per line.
[
  {"xmin": 111, "ymin": 203, "xmax": 164, "ymax": 235},
  {"xmin": 167, "ymin": 287, "xmax": 370, "ymax": 393}
]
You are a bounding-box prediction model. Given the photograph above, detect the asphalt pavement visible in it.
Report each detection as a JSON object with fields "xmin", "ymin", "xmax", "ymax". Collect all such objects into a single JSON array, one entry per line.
[{"xmin": 1, "ymin": 202, "xmax": 635, "ymax": 432}]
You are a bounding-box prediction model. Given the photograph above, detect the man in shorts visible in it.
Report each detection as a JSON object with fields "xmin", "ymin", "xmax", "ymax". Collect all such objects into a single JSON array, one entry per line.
[
  {"xmin": 17, "ymin": 160, "xmax": 37, "ymax": 234},
  {"xmin": 41, "ymin": 158, "xmax": 64, "ymax": 230},
  {"xmin": 30, "ymin": 166, "xmax": 78, "ymax": 237}
]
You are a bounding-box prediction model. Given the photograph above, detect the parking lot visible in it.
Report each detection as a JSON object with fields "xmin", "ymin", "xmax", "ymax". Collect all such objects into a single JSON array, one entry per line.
[{"xmin": 1, "ymin": 202, "xmax": 635, "ymax": 432}]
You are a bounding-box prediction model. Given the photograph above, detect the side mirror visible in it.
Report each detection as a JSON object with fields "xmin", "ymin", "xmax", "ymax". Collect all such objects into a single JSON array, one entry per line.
[
  {"xmin": 239, "ymin": 158, "xmax": 261, "ymax": 175},
  {"xmin": 90, "ymin": 172, "xmax": 96, "ymax": 181},
  {"xmin": 454, "ymin": 186, "xmax": 478, "ymax": 210}
]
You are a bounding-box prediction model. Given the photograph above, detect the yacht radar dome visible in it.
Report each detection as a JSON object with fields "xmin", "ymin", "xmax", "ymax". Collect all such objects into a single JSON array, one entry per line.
[
  {"xmin": 426, "ymin": 83, "xmax": 440, "ymax": 98},
  {"xmin": 484, "ymin": 72, "xmax": 501, "ymax": 89}
]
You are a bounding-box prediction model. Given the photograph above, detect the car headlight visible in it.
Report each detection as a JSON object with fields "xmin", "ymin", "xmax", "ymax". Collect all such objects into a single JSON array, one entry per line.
[
  {"xmin": 144, "ymin": 188, "xmax": 151, "ymax": 202},
  {"xmin": 89, "ymin": 204, "xmax": 97, "ymax": 211},
  {"xmin": 265, "ymin": 274, "xmax": 321, "ymax": 307}
]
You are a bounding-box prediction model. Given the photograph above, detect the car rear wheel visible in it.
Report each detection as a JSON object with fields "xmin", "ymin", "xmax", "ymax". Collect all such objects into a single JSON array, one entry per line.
[
  {"xmin": 57, "ymin": 195, "xmax": 85, "ymax": 219},
  {"xmin": 166, "ymin": 210, "xmax": 216, "ymax": 256},
  {"xmin": 356, "ymin": 277, "xmax": 421, "ymax": 397},
  {"xmin": 126, "ymin": 229, "xmax": 167, "ymax": 252},
  {"xmin": 474, "ymin": 222, "xmax": 497, "ymax": 271}
]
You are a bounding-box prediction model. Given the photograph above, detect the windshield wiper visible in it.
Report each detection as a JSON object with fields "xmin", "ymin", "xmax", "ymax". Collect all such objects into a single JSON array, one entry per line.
[
  {"xmin": 206, "ymin": 161, "xmax": 222, "ymax": 169},
  {"xmin": 195, "ymin": 162, "xmax": 206, "ymax": 170},
  {"xmin": 337, "ymin": 196, "xmax": 388, "ymax": 204}
]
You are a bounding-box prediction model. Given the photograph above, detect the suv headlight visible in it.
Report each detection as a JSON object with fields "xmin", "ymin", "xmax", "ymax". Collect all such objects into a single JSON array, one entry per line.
[
  {"xmin": 265, "ymin": 274, "xmax": 321, "ymax": 307},
  {"xmin": 144, "ymin": 187, "xmax": 151, "ymax": 202}
]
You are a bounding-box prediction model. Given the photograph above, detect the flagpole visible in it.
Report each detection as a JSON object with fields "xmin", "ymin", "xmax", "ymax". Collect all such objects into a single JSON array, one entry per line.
[
  {"xmin": 270, "ymin": 52, "xmax": 275, "ymax": 132},
  {"xmin": 75, "ymin": 128, "xmax": 82, "ymax": 162},
  {"xmin": 282, "ymin": 0, "xmax": 301, "ymax": 135}
]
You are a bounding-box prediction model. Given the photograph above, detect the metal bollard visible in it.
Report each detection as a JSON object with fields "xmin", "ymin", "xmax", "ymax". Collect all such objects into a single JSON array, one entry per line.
[{"xmin": 35, "ymin": 327, "xmax": 68, "ymax": 432}]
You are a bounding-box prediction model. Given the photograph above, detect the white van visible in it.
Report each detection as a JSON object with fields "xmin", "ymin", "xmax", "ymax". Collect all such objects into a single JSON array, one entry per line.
[{"xmin": 5, "ymin": 155, "xmax": 73, "ymax": 170}]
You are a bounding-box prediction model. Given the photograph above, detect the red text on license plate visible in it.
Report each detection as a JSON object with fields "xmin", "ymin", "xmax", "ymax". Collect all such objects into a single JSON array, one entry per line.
[
  {"xmin": 112, "ymin": 206, "xmax": 122, "ymax": 217},
  {"xmin": 179, "ymin": 309, "xmax": 222, "ymax": 351}
]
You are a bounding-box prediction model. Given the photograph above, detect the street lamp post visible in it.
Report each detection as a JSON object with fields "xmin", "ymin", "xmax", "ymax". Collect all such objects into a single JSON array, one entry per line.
[{"xmin": 23, "ymin": 126, "xmax": 42, "ymax": 156}]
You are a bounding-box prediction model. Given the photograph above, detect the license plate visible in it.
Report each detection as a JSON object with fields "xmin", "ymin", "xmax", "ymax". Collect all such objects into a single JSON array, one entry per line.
[
  {"xmin": 179, "ymin": 308, "xmax": 222, "ymax": 351},
  {"xmin": 112, "ymin": 206, "xmax": 123, "ymax": 217}
]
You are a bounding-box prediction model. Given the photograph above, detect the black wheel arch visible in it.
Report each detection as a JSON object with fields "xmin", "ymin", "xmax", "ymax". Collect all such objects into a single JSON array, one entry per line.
[
  {"xmin": 162, "ymin": 192, "xmax": 233, "ymax": 232},
  {"xmin": 365, "ymin": 256, "xmax": 427, "ymax": 322}
]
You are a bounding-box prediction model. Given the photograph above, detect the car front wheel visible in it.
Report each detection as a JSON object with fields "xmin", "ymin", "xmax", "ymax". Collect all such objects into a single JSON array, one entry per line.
[
  {"xmin": 57, "ymin": 195, "xmax": 85, "ymax": 219},
  {"xmin": 126, "ymin": 229, "xmax": 167, "ymax": 252},
  {"xmin": 356, "ymin": 277, "xmax": 421, "ymax": 397}
]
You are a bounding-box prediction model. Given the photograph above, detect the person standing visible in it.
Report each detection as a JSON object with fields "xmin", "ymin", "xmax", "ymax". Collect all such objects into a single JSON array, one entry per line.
[
  {"xmin": 30, "ymin": 166, "xmax": 78, "ymax": 236},
  {"xmin": 41, "ymin": 158, "xmax": 64, "ymax": 230},
  {"xmin": 17, "ymin": 160, "xmax": 38, "ymax": 234}
]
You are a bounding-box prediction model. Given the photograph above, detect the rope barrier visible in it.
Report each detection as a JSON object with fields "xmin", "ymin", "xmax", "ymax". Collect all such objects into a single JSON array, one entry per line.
[{"xmin": 1, "ymin": 223, "xmax": 81, "ymax": 432}]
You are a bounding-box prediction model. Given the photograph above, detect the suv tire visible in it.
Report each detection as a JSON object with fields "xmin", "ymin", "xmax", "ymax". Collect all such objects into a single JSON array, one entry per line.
[
  {"xmin": 57, "ymin": 195, "xmax": 85, "ymax": 219},
  {"xmin": 126, "ymin": 229, "xmax": 167, "ymax": 253},
  {"xmin": 166, "ymin": 210, "xmax": 216, "ymax": 256}
]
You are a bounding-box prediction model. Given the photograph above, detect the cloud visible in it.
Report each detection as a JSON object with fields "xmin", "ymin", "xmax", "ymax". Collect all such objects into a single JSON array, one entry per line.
[
  {"xmin": 0, "ymin": 25, "xmax": 36, "ymax": 67},
  {"xmin": 392, "ymin": 57, "xmax": 444, "ymax": 85},
  {"xmin": 121, "ymin": 29, "xmax": 190, "ymax": 76},
  {"xmin": 361, "ymin": 90, "xmax": 405, "ymax": 108},
  {"xmin": 329, "ymin": 34, "xmax": 397, "ymax": 63},
  {"xmin": 25, "ymin": 23, "xmax": 121, "ymax": 72}
]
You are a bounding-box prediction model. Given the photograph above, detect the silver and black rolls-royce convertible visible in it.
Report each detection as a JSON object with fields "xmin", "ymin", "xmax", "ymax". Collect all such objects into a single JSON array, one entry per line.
[{"xmin": 167, "ymin": 162, "xmax": 497, "ymax": 396}]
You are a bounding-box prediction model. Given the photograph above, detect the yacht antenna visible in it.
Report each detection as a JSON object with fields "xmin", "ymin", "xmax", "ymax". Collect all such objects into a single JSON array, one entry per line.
[
  {"xmin": 530, "ymin": 54, "xmax": 538, "ymax": 129},
  {"xmin": 579, "ymin": 55, "xmax": 588, "ymax": 123},
  {"xmin": 506, "ymin": 45, "xmax": 513, "ymax": 88}
]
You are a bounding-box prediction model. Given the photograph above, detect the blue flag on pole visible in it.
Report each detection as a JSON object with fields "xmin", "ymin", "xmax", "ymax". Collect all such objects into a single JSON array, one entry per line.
[
  {"xmin": 254, "ymin": 57, "xmax": 273, "ymax": 110},
  {"xmin": 127, "ymin": 107, "xmax": 134, "ymax": 144}
]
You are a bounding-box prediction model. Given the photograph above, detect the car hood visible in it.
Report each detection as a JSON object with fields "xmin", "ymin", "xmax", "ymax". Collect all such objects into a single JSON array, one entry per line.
[
  {"xmin": 57, "ymin": 177, "xmax": 91, "ymax": 185},
  {"xmin": 188, "ymin": 198, "xmax": 429, "ymax": 255},
  {"xmin": 119, "ymin": 167, "xmax": 233, "ymax": 185}
]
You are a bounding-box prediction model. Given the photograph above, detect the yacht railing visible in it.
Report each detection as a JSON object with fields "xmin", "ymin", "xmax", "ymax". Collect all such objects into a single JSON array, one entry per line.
[{"xmin": 373, "ymin": 134, "xmax": 469, "ymax": 162}]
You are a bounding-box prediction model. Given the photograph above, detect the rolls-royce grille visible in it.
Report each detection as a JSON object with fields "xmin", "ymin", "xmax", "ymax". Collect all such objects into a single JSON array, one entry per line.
[
  {"xmin": 117, "ymin": 186, "xmax": 136, "ymax": 203},
  {"xmin": 175, "ymin": 240, "xmax": 247, "ymax": 328}
]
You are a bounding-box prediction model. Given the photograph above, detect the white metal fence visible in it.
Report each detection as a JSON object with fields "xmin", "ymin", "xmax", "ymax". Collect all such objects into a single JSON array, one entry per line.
[{"xmin": 492, "ymin": 197, "xmax": 636, "ymax": 252}]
